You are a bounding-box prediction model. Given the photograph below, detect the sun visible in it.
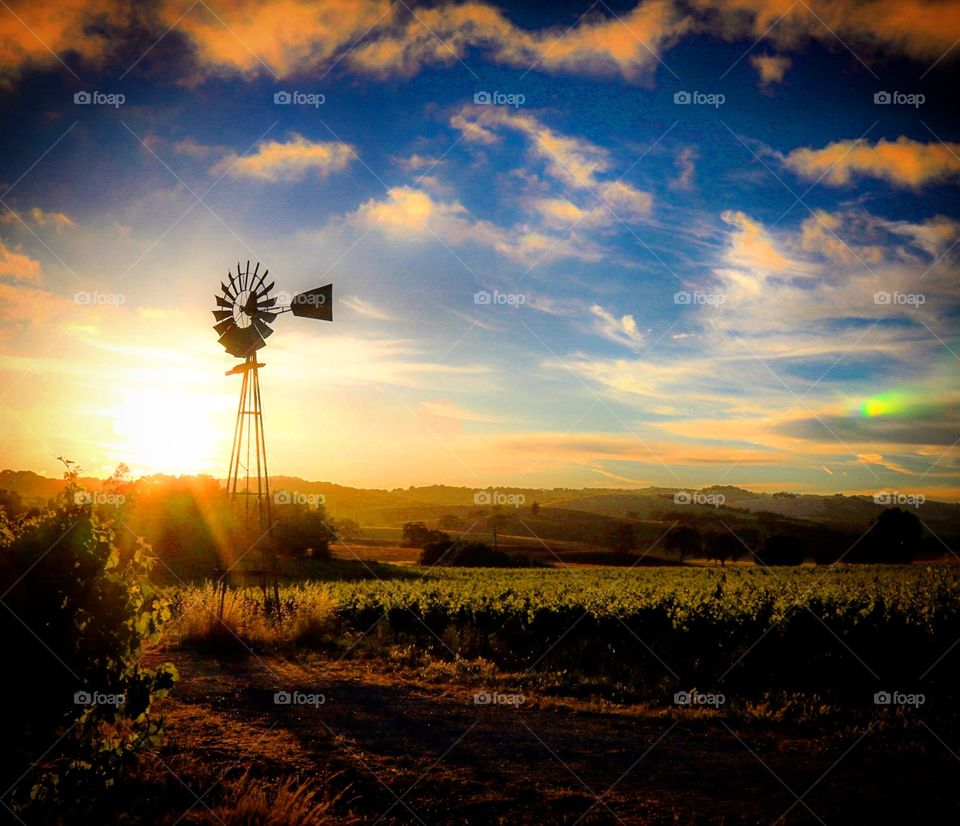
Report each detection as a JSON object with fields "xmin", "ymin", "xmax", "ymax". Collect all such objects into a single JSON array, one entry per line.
[{"xmin": 109, "ymin": 386, "xmax": 223, "ymax": 476}]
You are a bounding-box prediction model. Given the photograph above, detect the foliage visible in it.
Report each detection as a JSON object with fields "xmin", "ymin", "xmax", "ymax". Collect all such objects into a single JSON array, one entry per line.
[
  {"xmin": 0, "ymin": 462, "xmax": 177, "ymax": 819},
  {"xmin": 665, "ymin": 525, "xmax": 701, "ymax": 562},
  {"xmin": 402, "ymin": 521, "xmax": 449, "ymax": 548},
  {"xmin": 758, "ymin": 534, "xmax": 805, "ymax": 566}
]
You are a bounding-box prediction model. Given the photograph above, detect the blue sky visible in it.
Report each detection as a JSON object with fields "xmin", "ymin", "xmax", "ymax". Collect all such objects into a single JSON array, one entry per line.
[{"xmin": 0, "ymin": 0, "xmax": 958, "ymax": 498}]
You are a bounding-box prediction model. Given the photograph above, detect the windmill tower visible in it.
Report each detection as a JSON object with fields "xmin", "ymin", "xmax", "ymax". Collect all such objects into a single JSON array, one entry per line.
[{"xmin": 211, "ymin": 261, "xmax": 332, "ymax": 611}]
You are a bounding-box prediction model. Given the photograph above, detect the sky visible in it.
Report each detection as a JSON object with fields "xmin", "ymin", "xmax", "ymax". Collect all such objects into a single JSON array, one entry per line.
[{"xmin": 0, "ymin": 0, "xmax": 958, "ymax": 498}]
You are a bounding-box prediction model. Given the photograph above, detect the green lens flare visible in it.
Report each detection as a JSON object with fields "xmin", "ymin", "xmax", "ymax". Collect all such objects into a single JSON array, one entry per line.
[{"xmin": 859, "ymin": 392, "xmax": 905, "ymax": 418}]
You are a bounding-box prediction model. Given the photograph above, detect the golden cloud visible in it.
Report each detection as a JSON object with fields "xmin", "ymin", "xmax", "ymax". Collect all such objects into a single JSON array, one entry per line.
[
  {"xmin": 784, "ymin": 136, "xmax": 960, "ymax": 188},
  {"xmin": 214, "ymin": 134, "xmax": 355, "ymax": 181},
  {"xmin": 0, "ymin": 240, "xmax": 42, "ymax": 282}
]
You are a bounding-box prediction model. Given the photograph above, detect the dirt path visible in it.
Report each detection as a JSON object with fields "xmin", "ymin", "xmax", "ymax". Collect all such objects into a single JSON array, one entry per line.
[{"xmin": 150, "ymin": 651, "xmax": 959, "ymax": 824}]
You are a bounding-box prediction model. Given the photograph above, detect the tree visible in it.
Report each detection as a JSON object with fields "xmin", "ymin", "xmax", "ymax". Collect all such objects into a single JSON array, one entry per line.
[
  {"xmin": 665, "ymin": 525, "xmax": 701, "ymax": 563},
  {"xmin": 758, "ymin": 534, "xmax": 805, "ymax": 566},
  {"xmin": 336, "ymin": 518, "xmax": 363, "ymax": 540},
  {"xmin": 870, "ymin": 508, "xmax": 923, "ymax": 563},
  {"xmin": 530, "ymin": 501, "xmax": 541, "ymax": 517},
  {"xmin": 606, "ymin": 522, "xmax": 638, "ymax": 554},
  {"xmin": 438, "ymin": 513, "xmax": 464, "ymax": 531},
  {"xmin": 273, "ymin": 503, "xmax": 336, "ymax": 559},
  {"xmin": 704, "ymin": 532, "xmax": 743, "ymax": 566},
  {"xmin": 402, "ymin": 521, "xmax": 449, "ymax": 549}
]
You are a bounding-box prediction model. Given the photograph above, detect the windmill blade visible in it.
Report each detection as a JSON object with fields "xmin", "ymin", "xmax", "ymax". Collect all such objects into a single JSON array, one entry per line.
[
  {"xmin": 257, "ymin": 296, "xmax": 278, "ymax": 309},
  {"xmin": 252, "ymin": 318, "xmax": 274, "ymax": 339},
  {"xmin": 212, "ymin": 309, "xmax": 232, "ymax": 321},
  {"xmin": 250, "ymin": 267, "xmax": 268, "ymax": 297},
  {"xmin": 213, "ymin": 318, "xmax": 236, "ymax": 336},
  {"xmin": 218, "ymin": 323, "xmax": 264, "ymax": 358},
  {"xmin": 221, "ymin": 281, "xmax": 236, "ymax": 300},
  {"xmin": 256, "ymin": 310, "xmax": 278, "ymax": 322},
  {"xmin": 290, "ymin": 284, "xmax": 333, "ymax": 321},
  {"xmin": 227, "ymin": 269, "xmax": 240, "ymax": 296},
  {"xmin": 261, "ymin": 280, "xmax": 275, "ymax": 297},
  {"xmin": 216, "ymin": 295, "xmax": 233, "ymax": 310}
]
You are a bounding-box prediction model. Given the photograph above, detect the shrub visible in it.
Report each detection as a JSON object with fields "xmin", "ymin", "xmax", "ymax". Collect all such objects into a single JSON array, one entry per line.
[{"xmin": 0, "ymin": 464, "xmax": 177, "ymax": 819}]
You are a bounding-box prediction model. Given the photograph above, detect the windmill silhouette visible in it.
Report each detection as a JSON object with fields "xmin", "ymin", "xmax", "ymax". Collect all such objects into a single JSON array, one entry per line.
[{"xmin": 212, "ymin": 260, "xmax": 332, "ymax": 615}]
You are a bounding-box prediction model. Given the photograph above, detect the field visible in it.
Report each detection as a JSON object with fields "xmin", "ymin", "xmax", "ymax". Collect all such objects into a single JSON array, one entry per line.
[{"xmin": 137, "ymin": 563, "xmax": 960, "ymax": 822}]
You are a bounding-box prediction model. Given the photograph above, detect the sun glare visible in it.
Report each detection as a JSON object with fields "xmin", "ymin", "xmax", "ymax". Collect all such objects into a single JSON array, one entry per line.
[{"xmin": 110, "ymin": 387, "xmax": 223, "ymax": 476}]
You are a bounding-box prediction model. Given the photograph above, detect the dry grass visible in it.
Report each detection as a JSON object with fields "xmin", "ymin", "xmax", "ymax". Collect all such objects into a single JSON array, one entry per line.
[
  {"xmin": 196, "ymin": 771, "xmax": 348, "ymax": 825},
  {"xmin": 167, "ymin": 582, "xmax": 336, "ymax": 650}
]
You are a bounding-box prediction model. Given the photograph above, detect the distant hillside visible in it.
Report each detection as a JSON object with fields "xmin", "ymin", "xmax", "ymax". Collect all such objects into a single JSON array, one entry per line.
[{"xmin": 2, "ymin": 471, "xmax": 957, "ymax": 540}]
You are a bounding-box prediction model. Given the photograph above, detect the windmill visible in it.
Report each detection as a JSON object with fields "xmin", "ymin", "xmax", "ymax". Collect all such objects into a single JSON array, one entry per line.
[{"xmin": 211, "ymin": 260, "xmax": 332, "ymax": 614}]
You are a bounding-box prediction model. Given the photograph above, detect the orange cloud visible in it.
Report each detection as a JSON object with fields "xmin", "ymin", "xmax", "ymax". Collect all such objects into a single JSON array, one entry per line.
[
  {"xmin": 0, "ymin": 0, "xmax": 120, "ymax": 85},
  {"xmin": 749, "ymin": 53, "xmax": 790, "ymax": 85},
  {"xmin": 214, "ymin": 134, "xmax": 355, "ymax": 181},
  {"xmin": 161, "ymin": 0, "xmax": 393, "ymax": 77},
  {"xmin": 784, "ymin": 136, "xmax": 960, "ymax": 188},
  {"xmin": 693, "ymin": 0, "xmax": 960, "ymax": 63},
  {"xmin": 0, "ymin": 240, "xmax": 42, "ymax": 282},
  {"xmin": 1, "ymin": 207, "xmax": 75, "ymax": 230},
  {"xmin": 350, "ymin": 0, "xmax": 688, "ymax": 81}
]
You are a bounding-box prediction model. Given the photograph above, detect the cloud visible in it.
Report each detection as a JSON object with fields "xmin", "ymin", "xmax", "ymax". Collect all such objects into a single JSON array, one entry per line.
[
  {"xmin": 0, "ymin": 241, "xmax": 42, "ymax": 282},
  {"xmin": 670, "ymin": 147, "xmax": 697, "ymax": 190},
  {"xmin": 418, "ymin": 400, "xmax": 499, "ymax": 422},
  {"xmin": 340, "ymin": 295, "xmax": 394, "ymax": 320},
  {"xmin": 348, "ymin": 185, "xmax": 602, "ymax": 263},
  {"xmin": 452, "ymin": 107, "xmax": 653, "ymax": 224},
  {"xmin": 1, "ymin": 207, "xmax": 75, "ymax": 231},
  {"xmin": 214, "ymin": 134, "xmax": 355, "ymax": 181},
  {"xmin": 349, "ymin": 0, "xmax": 688, "ymax": 82},
  {"xmin": 691, "ymin": 0, "xmax": 960, "ymax": 63},
  {"xmin": 160, "ymin": 0, "xmax": 393, "ymax": 78},
  {"xmin": 591, "ymin": 304, "xmax": 647, "ymax": 350},
  {"xmin": 784, "ymin": 137, "xmax": 960, "ymax": 188},
  {"xmin": 749, "ymin": 53, "xmax": 790, "ymax": 86},
  {"xmin": 0, "ymin": 0, "xmax": 121, "ymax": 86}
]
